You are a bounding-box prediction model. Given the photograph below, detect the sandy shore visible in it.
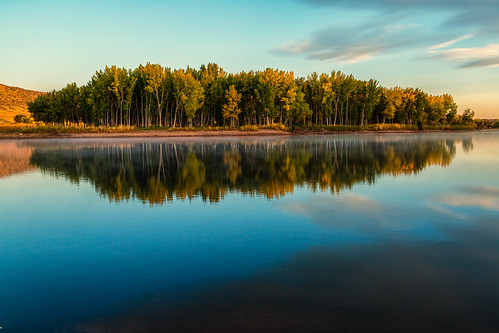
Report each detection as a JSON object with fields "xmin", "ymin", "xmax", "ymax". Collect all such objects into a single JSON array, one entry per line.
[
  {"xmin": 0, "ymin": 129, "xmax": 293, "ymax": 140},
  {"xmin": 0, "ymin": 128, "xmax": 483, "ymax": 140}
]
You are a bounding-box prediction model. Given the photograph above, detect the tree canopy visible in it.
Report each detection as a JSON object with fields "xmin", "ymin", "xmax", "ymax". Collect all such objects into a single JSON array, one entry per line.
[{"xmin": 28, "ymin": 63, "xmax": 473, "ymax": 128}]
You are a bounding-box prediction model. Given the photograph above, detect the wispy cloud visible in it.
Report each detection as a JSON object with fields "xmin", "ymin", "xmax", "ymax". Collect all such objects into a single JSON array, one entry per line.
[
  {"xmin": 443, "ymin": 8, "xmax": 499, "ymax": 35},
  {"xmin": 429, "ymin": 34, "xmax": 475, "ymax": 50},
  {"xmin": 279, "ymin": 193, "xmax": 464, "ymax": 240},
  {"xmin": 277, "ymin": 0, "xmax": 499, "ymax": 66},
  {"xmin": 428, "ymin": 44, "xmax": 499, "ymax": 68},
  {"xmin": 301, "ymin": 0, "xmax": 496, "ymax": 12},
  {"xmin": 275, "ymin": 16, "xmax": 447, "ymax": 64},
  {"xmin": 277, "ymin": 40, "xmax": 313, "ymax": 55},
  {"xmin": 460, "ymin": 57, "xmax": 499, "ymax": 69},
  {"xmin": 436, "ymin": 185, "xmax": 499, "ymax": 210}
]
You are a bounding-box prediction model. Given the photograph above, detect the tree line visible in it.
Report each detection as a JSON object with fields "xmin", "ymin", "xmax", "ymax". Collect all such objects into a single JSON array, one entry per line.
[
  {"xmin": 29, "ymin": 137, "xmax": 461, "ymax": 204},
  {"xmin": 27, "ymin": 63, "xmax": 475, "ymax": 128}
]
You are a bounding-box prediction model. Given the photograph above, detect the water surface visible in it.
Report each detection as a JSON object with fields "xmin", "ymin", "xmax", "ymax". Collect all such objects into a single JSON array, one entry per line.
[{"xmin": 0, "ymin": 132, "xmax": 498, "ymax": 332}]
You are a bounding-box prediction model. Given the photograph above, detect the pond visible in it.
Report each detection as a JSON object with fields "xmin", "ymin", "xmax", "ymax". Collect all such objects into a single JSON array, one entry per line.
[{"xmin": 0, "ymin": 132, "xmax": 498, "ymax": 332}]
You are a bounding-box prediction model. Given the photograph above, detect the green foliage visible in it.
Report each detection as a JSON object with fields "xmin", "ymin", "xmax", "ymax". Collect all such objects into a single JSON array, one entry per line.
[
  {"xmin": 13, "ymin": 114, "xmax": 30, "ymax": 123},
  {"xmin": 461, "ymin": 108, "xmax": 475, "ymax": 124},
  {"xmin": 222, "ymin": 85, "xmax": 242, "ymax": 127},
  {"xmin": 173, "ymin": 69, "xmax": 205, "ymax": 127},
  {"xmin": 27, "ymin": 63, "xmax": 473, "ymax": 129},
  {"xmin": 475, "ymin": 118, "xmax": 499, "ymax": 129}
]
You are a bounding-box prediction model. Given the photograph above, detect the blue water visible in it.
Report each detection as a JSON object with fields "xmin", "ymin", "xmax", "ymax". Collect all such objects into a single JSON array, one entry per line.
[{"xmin": 0, "ymin": 132, "xmax": 498, "ymax": 332}]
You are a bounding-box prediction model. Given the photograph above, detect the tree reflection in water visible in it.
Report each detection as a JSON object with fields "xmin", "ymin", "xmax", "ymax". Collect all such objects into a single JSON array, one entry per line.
[{"xmin": 27, "ymin": 135, "xmax": 462, "ymax": 204}]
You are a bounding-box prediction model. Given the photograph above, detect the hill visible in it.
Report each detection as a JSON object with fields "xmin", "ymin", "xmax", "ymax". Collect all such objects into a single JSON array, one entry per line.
[
  {"xmin": 0, "ymin": 84, "xmax": 42, "ymax": 124},
  {"xmin": 0, "ymin": 142, "xmax": 35, "ymax": 178}
]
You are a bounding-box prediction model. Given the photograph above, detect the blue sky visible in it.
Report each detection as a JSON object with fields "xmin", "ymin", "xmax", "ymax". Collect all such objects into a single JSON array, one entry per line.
[{"xmin": 1, "ymin": 0, "xmax": 498, "ymax": 117}]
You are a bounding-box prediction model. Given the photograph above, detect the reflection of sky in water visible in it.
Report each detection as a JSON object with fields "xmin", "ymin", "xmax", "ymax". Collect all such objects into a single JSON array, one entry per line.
[
  {"xmin": 1, "ymin": 173, "xmax": 368, "ymax": 332},
  {"xmin": 0, "ymin": 132, "xmax": 498, "ymax": 332},
  {"xmin": 280, "ymin": 132, "xmax": 499, "ymax": 243}
]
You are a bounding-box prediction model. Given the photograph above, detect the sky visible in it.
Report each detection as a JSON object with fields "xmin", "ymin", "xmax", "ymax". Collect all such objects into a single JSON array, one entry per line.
[{"xmin": 1, "ymin": 0, "xmax": 498, "ymax": 118}]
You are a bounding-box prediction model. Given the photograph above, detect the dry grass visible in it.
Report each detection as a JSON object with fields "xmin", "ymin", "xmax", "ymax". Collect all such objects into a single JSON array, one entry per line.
[
  {"xmin": 0, "ymin": 124, "xmax": 138, "ymax": 134},
  {"xmin": 297, "ymin": 123, "xmax": 476, "ymax": 132},
  {"xmin": 0, "ymin": 125, "xmax": 290, "ymax": 139},
  {"xmin": 0, "ymin": 84, "xmax": 42, "ymax": 124}
]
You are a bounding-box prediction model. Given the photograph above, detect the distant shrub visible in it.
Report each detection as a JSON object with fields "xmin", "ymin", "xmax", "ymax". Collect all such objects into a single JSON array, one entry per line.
[
  {"xmin": 239, "ymin": 125, "xmax": 258, "ymax": 131},
  {"xmin": 261, "ymin": 123, "xmax": 290, "ymax": 131},
  {"xmin": 14, "ymin": 114, "xmax": 30, "ymax": 123}
]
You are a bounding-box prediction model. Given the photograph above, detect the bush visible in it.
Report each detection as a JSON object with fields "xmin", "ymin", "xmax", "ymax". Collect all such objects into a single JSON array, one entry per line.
[{"xmin": 14, "ymin": 114, "xmax": 30, "ymax": 124}]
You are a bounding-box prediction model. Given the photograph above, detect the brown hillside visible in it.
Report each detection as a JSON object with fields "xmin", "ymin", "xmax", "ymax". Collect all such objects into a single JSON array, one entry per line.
[
  {"xmin": 0, "ymin": 143, "xmax": 35, "ymax": 178},
  {"xmin": 0, "ymin": 84, "xmax": 42, "ymax": 124}
]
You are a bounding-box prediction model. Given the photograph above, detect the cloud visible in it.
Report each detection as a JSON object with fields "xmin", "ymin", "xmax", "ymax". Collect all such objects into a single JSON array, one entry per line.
[
  {"xmin": 436, "ymin": 185, "xmax": 499, "ymax": 210},
  {"xmin": 428, "ymin": 44, "xmax": 499, "ymax": 68},
  {"xmin": 275, "ymin": 16, "xmax": 449, "ymax": 64},
  {"xmin": 302, "ymin": 0, "xmax": 496, "ymax": 11},
  {"xmin": 460, "ymin": 57, "xmax": 499, "ymax": 69},
  {"xmin": 277, "ymin": 40, "xmax": 313, "ymax": 54},
  {"xmin": 429, "ymin": 34, "xmax": 474, "ymax": 50},
  {"xmin": 277, "ymin": 0, "xmax": 499, "ymax": 66},
  {"xmin": 301, "ymin": 0, "xmax": 499, "ymax": 34},
  {"xmin": 279, "ymin": 193, "xmax": 467, "ymax": 241},
  {"xmin": 443, "ymin": 9, "xmax": 499, "ymax": 35}
]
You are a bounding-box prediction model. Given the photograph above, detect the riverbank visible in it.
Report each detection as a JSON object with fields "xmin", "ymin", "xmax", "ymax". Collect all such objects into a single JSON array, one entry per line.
[
  {"xmin": 0, "ymin": 124, "xmax": 483, "ymax": 139},
  {"xmin": 0, "ymin": 128, "xmax": 291, "ymax": 139}
]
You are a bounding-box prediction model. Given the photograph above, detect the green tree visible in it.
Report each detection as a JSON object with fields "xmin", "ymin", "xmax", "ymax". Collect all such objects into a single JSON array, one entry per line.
[
  {"xmin": 173, "ymin": 70, "xmax": 205, "ymax": 127},
  {"xmin": 461, "ymin": 108, "xmax": 475, "ymax": 124},
  {"xmin": 222, "ymin": 85, "xmax": 242, "ymax": 127},
  {"xmin": 443, "ymin": 94, "xmax": 458, "ymax": 124},
  {"xmin": 14, "ymin": 114, "xmax": 29, "ymax": 123},
  {"xmin": 144, "ymin": 63, "xmax": 169, "ymax": 126},
  {"xmin": 27, "ymin": 62, "xmax": 462, "ymax": 130}
]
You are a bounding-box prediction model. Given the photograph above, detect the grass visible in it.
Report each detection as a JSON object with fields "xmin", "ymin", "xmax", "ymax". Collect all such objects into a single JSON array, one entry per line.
[
  {"xmin": 0, "ymin": 123, "xmax": 291, "ymax": 135},
  {"xmin": 295, "ymin": 123, "xmax": 477, "ymax": 132},
  {"xmin": 0, "ymin": 83, "xmax": 42, "ymax": 124},
  {"xmin": 0, "ymin": 109, "xmax": 31, "ymax": 124},
  {"xmin": 0, "ymin": 124, "xmax": 137, "ymax": 134},
  {"xmin": 0, "ymin": 122, "xmax": 481, "ymax": 136},
  {"xmin": 240, "ymin": 124, "xmax": 290, "ymax": 131},
  {"xmin": 421, "ymin": 124, "xmax": 478, "ymax": 130},
  {"xmin": 136, "ymin": 123, "xmax": 290, "ymax": 132}
]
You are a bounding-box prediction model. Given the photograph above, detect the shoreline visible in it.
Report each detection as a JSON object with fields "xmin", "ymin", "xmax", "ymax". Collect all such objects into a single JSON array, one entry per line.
[
  {"xmin": 0, "ymin": 128, "xmax": 490, "ymax": 140},
  {"xmin": 0, "ymin": 129, "xmax": 291, "ymax": 140}
]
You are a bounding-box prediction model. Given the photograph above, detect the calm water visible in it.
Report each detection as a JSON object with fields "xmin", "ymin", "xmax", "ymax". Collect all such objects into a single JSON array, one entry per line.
[{"xmin": 0, "ymin": 132, "xmax": 498, "ymax": 332}]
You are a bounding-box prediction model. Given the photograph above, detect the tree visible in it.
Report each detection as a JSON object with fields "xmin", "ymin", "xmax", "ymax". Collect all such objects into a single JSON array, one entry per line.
[
  {"xmin": 199, "ymin": 63, "xmax": 226, "ymax": 126},
  {"xmin": 222, "ymin": 85, "xmax": 242, "ymax": 127},
  {"xmin": 14, "ymin": 114, "xmax": 29, "ymax": 123},
  {"xmin": 144, "ymin": 63, "xmax": 169, "ymax": 126},
  {"xmin": 108, "ymin": 66, "xmax": 128, "ymax": 126},
  {"xmin": 27, "ymin": 62, "xmax": 462, "ymax": 129},
  {"xmin": 443, "ymin": 94, "xmax": 458, "ymax": 124},
  {"xmin": 289, "ymin": 87, "xmax": 311, "ymax": 129},
  {"xmin": 173, "ymin": 70, "xmax": 205, "ymax": 127},
  {"xmin": 381, "ymin": 87, "xmax": 403, "ymax": 123},
  {"xmin": 461, "ymin": 108, "xmax": 475, "ymax": 124},
  {"xmin": 321, "ymin": 80, "xmax": 334, "ymax": 125},
  {"xmin": 108, "ymin": 67, "xmax": 137, "ymax": 127}
]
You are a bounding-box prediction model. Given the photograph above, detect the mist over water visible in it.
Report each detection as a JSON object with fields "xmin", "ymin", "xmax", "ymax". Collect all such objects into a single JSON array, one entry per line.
[{"xmin": 0, "ymin": 132, "xmax": 498, "ymax": 332}]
